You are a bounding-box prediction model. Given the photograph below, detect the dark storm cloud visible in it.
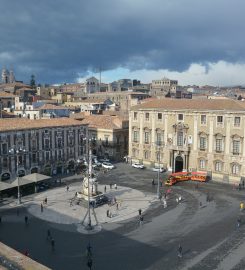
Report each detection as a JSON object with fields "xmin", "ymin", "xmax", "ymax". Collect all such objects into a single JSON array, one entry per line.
[{"xmin": 0, "ymin": 0, "xmax": 244, "ymax": 83}]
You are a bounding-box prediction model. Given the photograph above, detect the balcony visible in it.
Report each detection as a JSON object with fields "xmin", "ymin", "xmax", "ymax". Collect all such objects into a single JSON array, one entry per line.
[{"xmin": 168, "ymin": 145, "xmax": 190, "ymax": 152}]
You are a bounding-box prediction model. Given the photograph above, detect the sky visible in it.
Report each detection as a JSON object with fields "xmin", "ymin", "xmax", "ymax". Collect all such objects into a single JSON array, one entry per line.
[{"xmin": 0, "ymin": 0, "xmax": 245, "ymax": 86}]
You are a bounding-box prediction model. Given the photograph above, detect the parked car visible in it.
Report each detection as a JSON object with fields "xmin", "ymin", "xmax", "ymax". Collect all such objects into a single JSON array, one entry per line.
[
  {"xmin": 132, "ymin": 163, "xmax": 145, "ymax": 169},
  {"xmin": 102, "ymin": 162, "xmax": 115, "ymax": 169},
  {"xmin": 99, "ymin": 158, "xmax": 110, "ymax": 163},
  {"xmin": 152, "ymin": 167, "xmax": 166, "ymax": 173}
]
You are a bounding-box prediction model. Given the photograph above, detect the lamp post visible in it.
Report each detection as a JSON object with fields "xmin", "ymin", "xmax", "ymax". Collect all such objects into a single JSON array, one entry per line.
[
  {"xmin": 9, "ymin": 146, "xmax": 26, "ymax": 204},
  {"xmin": 153, "ymin": 140, "xmax": 161, "ymax": 200}
]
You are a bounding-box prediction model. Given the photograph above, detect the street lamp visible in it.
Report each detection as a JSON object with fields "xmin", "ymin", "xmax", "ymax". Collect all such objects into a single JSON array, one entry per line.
[
  {"xmin": 155, "ymin": 142, "xmax": 161, "ymax": 200},
  {"xmin": 9, "ymin": 146, "xmax": 26, "ymax": 204}
]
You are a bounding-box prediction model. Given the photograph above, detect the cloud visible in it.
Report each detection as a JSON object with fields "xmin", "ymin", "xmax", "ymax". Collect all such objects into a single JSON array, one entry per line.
[{"xmin": 0, "ymin": 0, "xmax": 245, "ymax": 84}]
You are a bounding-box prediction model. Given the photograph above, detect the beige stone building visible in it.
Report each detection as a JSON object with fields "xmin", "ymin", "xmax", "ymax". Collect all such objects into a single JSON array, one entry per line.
[
  {"xmin": 129, "ymin": 98, "xmax": 245, "ymax": 184},
  {"xmin": 74, "ymin": 114, "xmax": 129, "ymax": 161}
]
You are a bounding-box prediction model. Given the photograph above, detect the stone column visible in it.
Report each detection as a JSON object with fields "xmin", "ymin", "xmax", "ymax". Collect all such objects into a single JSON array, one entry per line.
[
  {"xmin": 128, "ymin": 112, "xmax": 132, "ymax": 157},
  {"xmin": 193, "ymin": 115, "xmax": 198, "ymax": 151}
]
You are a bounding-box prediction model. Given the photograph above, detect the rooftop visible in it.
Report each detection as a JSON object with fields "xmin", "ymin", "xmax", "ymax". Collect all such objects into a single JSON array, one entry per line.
[
  {"xmin": 80, "ymin": 115, "xmax": 127, "ymax": 130},
  {"xmin": 0, "ymin": 118, "xmax": 84, "ymax": 132},
  {"xmin": 132, "ymin": 98, "xmax": 245, "ymax": 112},
  {"xmin": 0, "ymin": 91, "xmax": 16, "ymax": 98}
]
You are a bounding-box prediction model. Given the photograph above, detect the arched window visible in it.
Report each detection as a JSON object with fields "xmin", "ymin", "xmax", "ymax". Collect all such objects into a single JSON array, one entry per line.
[
  {"xmin": 214, "ymin": 133, "xmax": 224, "ymax": 153},
  {"xmin": 215, "ymin": 161, "xmax": 222, "ymax": 172},
  {"xmin": 231, "ymin": 163, "xmax": 240, "ymax": 175}
]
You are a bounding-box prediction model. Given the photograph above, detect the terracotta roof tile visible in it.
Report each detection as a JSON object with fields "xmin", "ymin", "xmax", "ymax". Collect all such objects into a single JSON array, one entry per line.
[
  {"xmin": 0, "ymin": 118, "xmax": 84, "ymax": 132},
  {"xmin": 80, "ymin": 115, "xmax": 124, "ymax": 129},
  {"xmin": 132, "ymin": 98, "xmax": 245, "ymax": 111}
]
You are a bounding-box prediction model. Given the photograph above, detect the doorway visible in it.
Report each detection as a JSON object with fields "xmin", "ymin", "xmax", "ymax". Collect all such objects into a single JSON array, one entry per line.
[{"xmin": 175, "ymin": 156, "xmax": 183, "ymax": 172}]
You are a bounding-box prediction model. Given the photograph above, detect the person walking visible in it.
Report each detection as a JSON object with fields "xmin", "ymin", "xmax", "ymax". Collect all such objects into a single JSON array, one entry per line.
[
  {"xmin": 0, "ymin": 216, "xmax": 2, "ymax": 223},
  {"xmin": 51, "ymin": 238, "xmax": 55, "ymax": 251},
  {"xmin": 138, "ymin": 209, "xmax": 142, "ymax": 216},
  {"xmin": 47, "ymin": 229, "xmax": 51, "ymax": 241},
  {"xmin": 152, "ymin": 179, "xmax": 155, "ymax": 186},
  {"xmin": 104, "ymin": 186, "xmax": 107, "ymax": 193},
  {"xmin": 110, "ymin": 183, "xmax": 112, "ymax": 189},
  {"xmin": 41, "ymin": 203, "xmax": 43, "ymax": 212},
  {"xmin": 106, "ymin": 209, "xmax": 110, "ymax": 217},
  {"xmin": 178, "ymin": 244, "xmax": 183, "ymax": 258},
  {"xmin": 24, "ymin": 216, "xmax": 28, "ymax": 226},
  {"xmin": 66, "ymin": 185, "xmax": 69, "ymax": 192},
  {"xmin": 114, "ymin": 183, "xmax": 117, "ymax": 190},
  {"xmin": 237, "ymin": 217, "xmax": 242, "ymax": 228},
  {"xmin": 139, "ymin": 215, "xmax": 144, "ymax": 226}
]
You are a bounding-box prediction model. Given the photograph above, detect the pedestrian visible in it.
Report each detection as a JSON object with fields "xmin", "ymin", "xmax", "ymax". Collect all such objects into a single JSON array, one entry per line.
[
  {"xmin": 240, "ymin": 202, "xmax": 244, "ymax": 211},
  {"xmin": 176, "ymin": 198, "xmax": 179, "ymax": 204},
  {"xmin": 104, "ymin": 186, "xmax": 107, "ymax": 193},
  {"xmin": 206, "ymin": 193, "xmax": 209, "ymax": 202},
  {"xmin": 159, "ymin": 193, "xmax": 162, "ymax": 201},
  {"xmin": 178, "ymin": 244, "xmax": 183, "ymax": 258},
  {"xmin": 114, "ymin": 183, "xmax": 117, "ymax": 190},
  {"xmin": 47, "ymin": 229, "xmax": 51, "ymax": 241},
  {"xmin": 138, "ymin": 209, "xmax": 142, "ymax": 216},
  {"xmin": 70, "ymin": 200, "xmax": 73, "ymax": 207},
  {"xmin": 44, "ymin": 197, "xmax": 47, "ymax": 205},
  {"xmin": 160, "ymin": 181, "xmax": 163, "ymax": 187},
  {"xmin": 152, "ymin": 179, "xmax": 155, "ymax": 186},
  {"xmin": 164, "ymin": 193, "xmax": 167, "ymax": 200},
  {"xmin": 0, "ymin": 216, "xmax": 2, "ymax": 223},
  {"xmin": 106, "ymin": 209, "xmax": 110, "ymax": 217},
  {"xmin": 24, "ymin": 216, "xmax": 28, "ymax": 225},
  {"xmin": 139, "ymin": 215, "xmax": 144, "ymax": 226},
  {"xmin": 110, "ymin": 183, "xmax": 112, "ymax": 189},
  {"xmin": 200, "ymin": 201, "xmax": 202, "ymax": 207},
  {"xmin": 116, "ymin": 203, "xmax": 119, "ymax": 210},
  {"xmin": 51, "ymin": 238, "xmax": 55, "ymax": 251},
  {"xmin": 239, "ymin": 183, "xmax": 241, "ymax": 191},
  {"xmin": 163, "ymin": 199, "xmax": 167, "ymax": 208},
  {"xmin": 24, "ymin": 250, "xmax": 29, "ymax": 256},
  {"xmin": 41, "ymin": 203, "xmax": 43, "ymax": 212},
  {"xmin": 237, "ymin": 217, "xmax": 241, "ymax": 228},
  {"xmin": 66, "ymin": 185, "xmax": 69, "ymax": 192},
  {"xmin": 179, "ymin": 196, "xmax": 182, "ymax": 203}
]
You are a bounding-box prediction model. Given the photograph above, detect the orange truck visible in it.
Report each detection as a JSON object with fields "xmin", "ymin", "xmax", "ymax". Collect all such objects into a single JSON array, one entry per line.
[{"xmin": 165, "ymin": 171, "xmax": 207, "ymax": 186}]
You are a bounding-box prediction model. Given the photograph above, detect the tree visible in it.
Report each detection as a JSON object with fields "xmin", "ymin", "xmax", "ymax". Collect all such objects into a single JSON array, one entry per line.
[{"xmin": 30, "ymin": 74, "xmax": 36, "ymax": 88}]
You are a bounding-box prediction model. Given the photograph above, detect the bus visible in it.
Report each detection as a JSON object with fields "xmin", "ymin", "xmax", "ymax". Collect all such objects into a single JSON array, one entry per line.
[{"xmin": 165, "ymin": 171, "xmax": 207, "ymax": 186}]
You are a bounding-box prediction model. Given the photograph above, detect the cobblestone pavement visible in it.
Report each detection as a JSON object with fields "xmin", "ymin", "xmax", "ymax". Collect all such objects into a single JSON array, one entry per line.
[{"xmin": 1, "ymin": 163, "xmax": 245, "ymax": 270}]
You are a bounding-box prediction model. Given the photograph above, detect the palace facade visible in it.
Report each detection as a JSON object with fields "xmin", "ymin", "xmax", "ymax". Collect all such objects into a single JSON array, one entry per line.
[
  {"xmin": 129, "ymin": 98, "xmax": 245, "ymax": 184},
  {"xmin": 0, "ymin": 118, "xmax": 88, "ymax": 181}
]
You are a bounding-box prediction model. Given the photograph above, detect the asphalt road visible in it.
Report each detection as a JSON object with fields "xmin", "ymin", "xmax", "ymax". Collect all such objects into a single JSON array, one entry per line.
[{"xmin": 1, "ymin": 163, "xmax": 245, "ymax": 270}]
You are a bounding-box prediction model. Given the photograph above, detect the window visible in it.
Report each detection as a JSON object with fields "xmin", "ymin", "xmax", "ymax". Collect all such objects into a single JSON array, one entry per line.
[
  {"xmin": 57, "ymin": 138, "xmax": 62, "ymax": 148},
  {"xmin": 44, "ymin": 139, "xmax": 50, "ymax": 149},
  {"xmin": 232, "ymin": 164, "xmax": 240, "ymax": 175},
  {"xmin": 216, "ymin": 139, "xmax": 222, "ymax": 152},
  {"xmin": 2, "ymin": 143, "xmax": 7, "ymax": 155},
  {"xmin": 3, "ymin": 157, "xmax": 8, "ymax": 168},
  {"xmin": 144, "ymin": 151, "xmax": 149, "ymax": 160},
  {"xmin": 233, "ymin": 140, "xmax": 240, "ymax": 155},
  {"xmin": 177, "ymin": 132, "xmax": 183, "ymax": 146},
  {"xmin": 156, "ymin": 133, "xmax": 162, "ymax": 146},
  {"xmin": 133, "ymin": 112, "xmax": 137, "ymax": 120},
  {"xmin": 234, "ymin": 117, "xmax": 241, "ymax": 127},
  {"xmin": 32, "ymin": 153, "xmax": 37, "ymax": 163},
  {"xmin": 45, "ymin": 151, "xmax": 50, "ymax": 161},
  {"xmin": 157, "ymin": 113, "xmax": 162, "ymax": 120},
  {"xmin": 217, "ymin": 116, "xmax": 223, "ymax": 126},
  {"xmin": 133, "ymin": 131, "xmax": 139, "ymax": 142},
  {"xmin": 145, "ymin": 113, "xmax": 149, "ymax": 121},
  {"xmin": 200, "ymin": 137, "xmax": 207, "ymax": 150},
  {"xmin": 199, "ymin": 159, "xmax": 206, "ymax": 169},
  {"xmin": 144, "ymin": 132, "xmax": 149, "ymax": 144},
  {"xmin": 215, "ymin": 161, "xmax": 222, "ymax": 172},
  {"xmin": 201, "ymin": 115, "xmax": 206, "ymax": 125},
  {"xmin": 178, "ymin": 114, "xmax": 183, "ymax": 121}
]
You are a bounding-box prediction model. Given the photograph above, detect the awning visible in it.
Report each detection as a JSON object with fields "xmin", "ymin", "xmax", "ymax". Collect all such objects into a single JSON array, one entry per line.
[{"xmin": 0, "ymin": 173, "xmax": 51, "ymax": 191}]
